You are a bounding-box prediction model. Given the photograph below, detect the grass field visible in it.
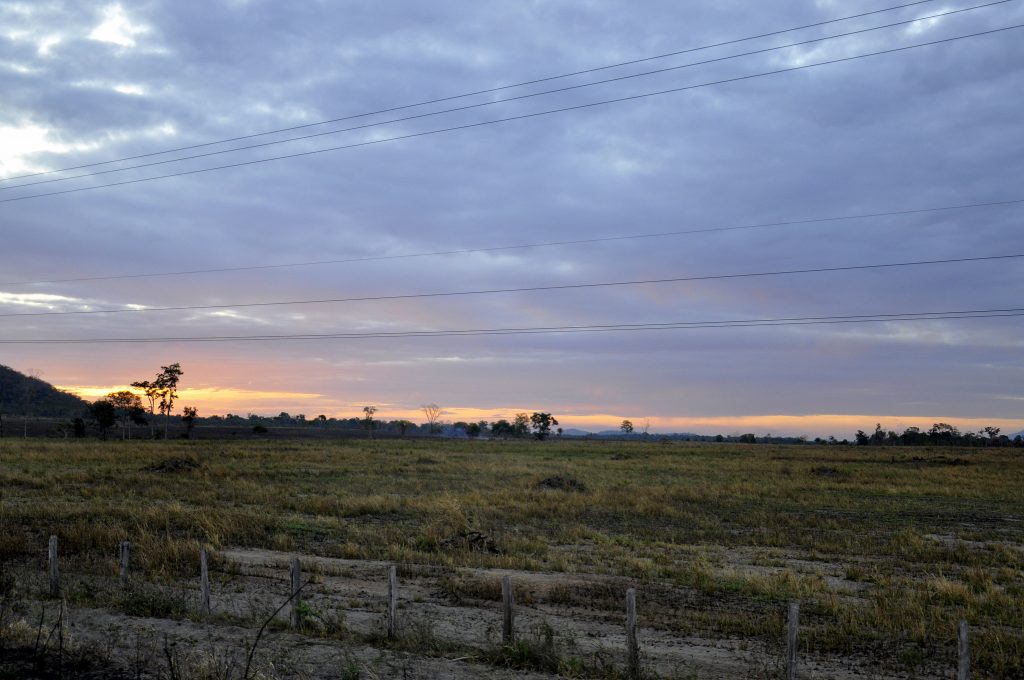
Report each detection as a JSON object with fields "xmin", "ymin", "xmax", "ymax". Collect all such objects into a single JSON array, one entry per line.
[{"xmin": 1, "ymin": 438, "xmax": 1022, "ymax": 678}]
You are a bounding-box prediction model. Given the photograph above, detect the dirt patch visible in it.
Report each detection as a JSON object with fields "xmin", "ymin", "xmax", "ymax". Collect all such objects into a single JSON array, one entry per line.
[
  {"xmin": 440, "ymin": 529, "xmax": 502, "ymax": 554},
  {"xmin": 811, "ymin": 466, "xmax": 849, "ymax": 479},
  {"xmin": 144, "ymin": 458, "xmax": 201, "ymax": 473},
  {"xmin": 536, "ymin": 475, "xmax": 586, "ymax": 492}
]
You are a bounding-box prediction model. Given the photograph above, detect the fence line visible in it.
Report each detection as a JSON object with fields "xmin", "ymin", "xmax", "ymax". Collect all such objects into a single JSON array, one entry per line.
[{"xmin": 37, "ymin": 541, "xmax": 977, "ymax": 678}]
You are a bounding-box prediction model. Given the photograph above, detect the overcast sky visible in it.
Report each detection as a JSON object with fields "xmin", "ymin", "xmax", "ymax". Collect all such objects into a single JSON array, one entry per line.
[{"xmin": 1, "ymin": 0, "xmax": 1022, "ymax": 436}]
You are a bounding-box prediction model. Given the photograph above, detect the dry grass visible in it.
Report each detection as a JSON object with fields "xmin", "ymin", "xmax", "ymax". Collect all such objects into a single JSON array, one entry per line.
[{"xmin": 1, "ymin": 438, "xmax": 1022, "ymax": 676}]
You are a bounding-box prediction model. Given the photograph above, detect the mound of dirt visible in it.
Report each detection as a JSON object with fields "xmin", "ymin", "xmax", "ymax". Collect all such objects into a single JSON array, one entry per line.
[
  {"xmin": 439, "ymin": 530, "xmax": 502, "ymax": 554},
  {"xmin": 811, "ymin": 466, "xmax": 849, "ymax": 479},
  {"xmin": 609, "ymin": 453, "xmax": 630, "ymax": 461},
  {"xmin": 145, "ymin": 458, "xmax": 201, "ymax": 473},
  {"xmin": 537, "ymin": 475, "xmax": 587, "ymax": 492}
]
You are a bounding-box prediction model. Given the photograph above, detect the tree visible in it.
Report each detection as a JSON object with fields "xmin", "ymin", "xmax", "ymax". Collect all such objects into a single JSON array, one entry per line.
[
  {"xmin": 154, "ymin": 363, "xmax": 183, "ymax": 439},
  {"xmin": 394, "ymin": 419, "xmax": 414, "ymax": 437},
  {"xmin": 641, "ymin": 418, "xmax": 650, "ymax": 438},
  {"xmin": 362, "ymin": 406, "xmax": 377, "ymax": 439},
  {"xmin": 89, "ymin": 400, "xmax": 117, "ymax": 439},
  {"xmin": 421, "ymin": 403, "xmax": 442, "ymax": 435},
  {"xmin": 491, "ymin": 419, "xmax": 512, "ymax": 439},
  {"xmin": 512, "ymin": 413, "xmax": 530, "ymax": 438},
  {"xmin": 530, "ymin": 412, "xmax": 559, "ymax": 440},
  {"xmin": 620, "ymin": 420, "xmax": 634, "ymax": 435},
  {"xmin": 466, "ymin": 422, "xmax": 482, "ymax": 438},
  {"xmin": 107, "ymin": 390, "xmax": 143, "ymax": 440},
  {"xmin": 130, "ymin": 379, "xmax": 160, "ymax": 438},
  {"xmin": 181, "ymin": 406, "xmax": 198, "ymax": 439},
  {"xmin": 738, "ymin": 433, "xmax": 757, "ymax": 444}
]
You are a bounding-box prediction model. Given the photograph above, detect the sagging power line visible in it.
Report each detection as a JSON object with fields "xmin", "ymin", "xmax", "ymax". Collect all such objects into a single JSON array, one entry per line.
[
  {"xmin": 0, "ymin": 0, "xmax": 953, "ymax": 184},
  {"xmin": 0, "ymin": 307, "xmax": 1020, "ymax": 344},
  {"xmin": 2, "ymin": 23, "xmax": 1021, "ymax": 205},
  {"xmin": 1, "ymin": 253, "xmax": 1020, "ymax": 319},
  {"xmin": 2, "ymin": 0, "xmax": 1010, "ymax": 194}
]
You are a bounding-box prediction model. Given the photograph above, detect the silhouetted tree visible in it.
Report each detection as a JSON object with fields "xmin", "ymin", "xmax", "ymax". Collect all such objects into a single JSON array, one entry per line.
[
  {"xmin": 530, "ymin": 412, "xmax": 559, "ymax": 440},
  {"xmin": 107, "ymin": 390, "xmax": 143, "ymax": 440},
  {"xmin": 362, "ymin": 406, "xmax": 377, "ymax": 439},
  {"xmin": 421, "ymin": 403, "xmax": 442, "ymax": 435},
  {"xmin": 89, "ymin": 400, "xmax": 117, "ymax": 439},
  {"xmin": 620, "ymin": 420, "xmax": 634, "ymax": 434},
  {"xmin": 130, "ymin": 379, "xmax": 160, "ymax": 438},
  {"xmin": 154, "ymin": 363, "xmax": 183, "ymax": 439},
  {"xmin": 181, "ymin": 406, "xmax": 198, "ymax": 438}
]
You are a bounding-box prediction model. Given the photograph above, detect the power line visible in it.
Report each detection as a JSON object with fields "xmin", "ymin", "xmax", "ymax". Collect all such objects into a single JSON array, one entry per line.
[
  {"xmin": 3, "ymin": 23, "xmax": 1021, "ymax": 205},
  {"xmin": 0, "ymin": 307, "xmax": 1019, "ymax": 344},
  {"xmin": 2, "ymin": 197, "xmax": 1021, "ymax": 287},
  {"xmin": 3, "ymin": 1, "xmax": 1009, "ymax": 193},
  {"xmin": 2, "ymin": 253, "xmax": 1019, "ymax": 319},
  {"xmin": 0, "ymin": 0, "xmax": 950, "ymax": 184}
]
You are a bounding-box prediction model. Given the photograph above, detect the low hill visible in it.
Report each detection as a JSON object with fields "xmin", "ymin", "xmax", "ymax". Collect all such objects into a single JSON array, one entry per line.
[{"xmin": 0, "ymin": 364, "xmax": 90, "ymax": 418}]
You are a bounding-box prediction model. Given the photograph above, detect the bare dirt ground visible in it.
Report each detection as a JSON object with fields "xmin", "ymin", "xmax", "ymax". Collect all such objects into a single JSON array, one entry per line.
[{"xmin": 45, "ymin": 546, "xmax": 921, "ymax": 679}]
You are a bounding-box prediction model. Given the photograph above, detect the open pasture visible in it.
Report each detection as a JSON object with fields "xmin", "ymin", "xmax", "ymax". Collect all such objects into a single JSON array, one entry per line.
[{"xmin": 1, "ymin": 438, "xmax": 1022, "ymax": 678}]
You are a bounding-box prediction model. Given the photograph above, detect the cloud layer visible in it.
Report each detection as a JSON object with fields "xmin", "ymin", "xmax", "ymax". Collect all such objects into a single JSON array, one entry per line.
[{"xmin": 2, "ymin": 1, "xmax": 1023, "ymax": 436}]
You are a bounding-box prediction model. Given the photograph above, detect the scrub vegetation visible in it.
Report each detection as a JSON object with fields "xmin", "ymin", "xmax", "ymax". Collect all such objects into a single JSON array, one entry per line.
[{"xmin": 1, "ymin": 438, "xmax": 1022, "ymax": 678}]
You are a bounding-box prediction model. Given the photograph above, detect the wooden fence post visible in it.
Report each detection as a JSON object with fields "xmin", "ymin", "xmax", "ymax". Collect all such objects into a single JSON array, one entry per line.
[
  {"xmin": 200, "ymin": 548, "xmax": 211, "ymax": 617},
  {"xmin": 289, "ymin": 556, "xmax": 302, "ymax": 629},
  {"xmin": 958, "ymin": 620, "xmax": 970, "ymax": 680},
  {"xmin": 119, "ymin": 541, "xmax": 131, "ymax": 584},
  {"xmin": 387, "ymin": 565, "xmax": 398, "ymax": 639},
  {"xmin": 626, "ymin": 587, "xmax": 639, "ymax": 679},
  {"xmin": 502, "ymin": 575, "xmax": 514, "ymax": 645},
  {"xmin": 48, "ymin": 535, "xmax": 60, "ymax": 597},
  {"xmin": 787, "ymin": 602, "xmax": 799, "ymax": 680}
]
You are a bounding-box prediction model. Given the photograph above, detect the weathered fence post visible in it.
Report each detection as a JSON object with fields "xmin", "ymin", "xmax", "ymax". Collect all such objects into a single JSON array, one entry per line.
[
  {"xmin": 958, "ymin": 620, "xmax": 970, "ymax": 680},
  {"xmin": 48, "ymin": 535, "xmax": 60, "ymax": 597},
  {"xmin": 787, "ymin": 602, "xmax": 799, "ymax": 680},
  {"xmin": 502, "ymin": 574, "xmax": 514, "ymax": 645},
  {"xmin": 200, "ymin": 548, "xmax": 211, "ymax": 617},
  {"xmin": 626, "ymin": 587, "xmax": 639, "ymax": 679},
  {"xmin": 119, "ymin": 541, "xmax": 131, "ymax": 584},
  {"xmin": 387, "ymin": 565, "xmax": 398, "ymax": 639},
  {"xmin": 289, "ymin": 556, "xmax": 302, "ymax": 629}
]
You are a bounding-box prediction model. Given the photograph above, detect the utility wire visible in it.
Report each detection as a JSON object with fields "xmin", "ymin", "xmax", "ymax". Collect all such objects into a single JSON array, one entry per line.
[
  {"xmin": 0, "ymin": 307, "xmax": 1019, "ymax": 344},
  {"xmin": 0, "ymin": 0, "xmax": 949, "ymax": 184},
  {"xmin": 3, "ymin": 1, "xmax": 1009, "ymax": 193},
  {"xmin": 1, "ymin": 253, "xmax": 1019, "ymax": 319},
  {"xmin": 2, "ymin": 197, "xmax": 1021, "ymax": 287},
  {"xmin": 3, "ymin": 23, "xmax": 1021, "ymax": 205}
]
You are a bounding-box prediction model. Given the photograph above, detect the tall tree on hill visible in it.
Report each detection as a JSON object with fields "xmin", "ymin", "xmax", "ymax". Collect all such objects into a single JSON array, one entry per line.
[{"xmin": 154, "ymin": 363, "xmax": 183, "ymax": 439}]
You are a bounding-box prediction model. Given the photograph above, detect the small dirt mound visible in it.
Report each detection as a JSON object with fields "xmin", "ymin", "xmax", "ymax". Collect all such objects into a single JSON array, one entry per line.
[
  {"xmin": 439, "ymin": 530, "xmax": 502, "ymax": 554},
  {"xmin": 609, "ymin": 453, "xmax": 630, "ymax": 461},
  {"xmin": 145, "ymin": 458, "xmax": 201, "ymax": 473},
  {"xmin": 537, "ymin": 475, "xmax": 587, "ymax": 492},
  {"xmin": 811, "ymin": 466, "xmax": 849, "ymax": 479}
]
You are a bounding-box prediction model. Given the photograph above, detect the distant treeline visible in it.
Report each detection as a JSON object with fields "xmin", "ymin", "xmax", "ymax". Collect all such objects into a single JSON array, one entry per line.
[{"xmin": 849, "ymin": 423, "xmax": 1022, "ymax": 447}]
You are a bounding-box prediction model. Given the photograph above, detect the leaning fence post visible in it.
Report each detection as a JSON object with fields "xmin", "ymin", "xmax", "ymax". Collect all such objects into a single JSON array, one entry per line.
[
  {"xmin": 200, "ymin": 548, "xmax": 211, "ymax": 617},
  {"xmin": 387, "ymin": 565, "xmax": 398, "ymax": 639},
  {"xmin": 626, "ymin": 587, "xmax": 639, "ymax": 679},
  {"xmin": 958, "ymin": 620, "xmax": 970, "ymax": 680},
  {"xmin": 502, "ymin": 575, "xmax": 515, "ymax": 645},
  {"xmin": 289, "ymin": 556, "xmax": 302, "ymax": 629},
  {"xmin": 48, "ymin": 535, "xmax": 60, "ymax": 597},
  {"xmin": 787, "ymin": 602, "xmax": 799, "ymax": 680},
  {"xmin": 119, "ymin": 541, "xmax": 131, "ymax": 584}
]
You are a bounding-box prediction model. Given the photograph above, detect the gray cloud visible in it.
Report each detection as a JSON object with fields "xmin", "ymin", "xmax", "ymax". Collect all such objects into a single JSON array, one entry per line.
[{"xmin": 1, "ymin": 0, "xmax": 1022, "ymax": 435}]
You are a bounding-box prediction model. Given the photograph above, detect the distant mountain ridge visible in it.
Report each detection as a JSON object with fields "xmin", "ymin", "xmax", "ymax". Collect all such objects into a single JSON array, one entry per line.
[{"xmin": 0, "ymin": 364, "xmax": 89, "ymax": 419}]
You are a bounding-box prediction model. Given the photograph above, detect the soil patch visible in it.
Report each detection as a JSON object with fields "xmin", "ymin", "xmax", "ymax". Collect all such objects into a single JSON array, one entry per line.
[
  {"xmin": 536, "ymin": 475, "xmax": 587, "ymax": 492},
  {"xmin": 144, "ymin": 458, "xmax": 201, "ymax": 473}
]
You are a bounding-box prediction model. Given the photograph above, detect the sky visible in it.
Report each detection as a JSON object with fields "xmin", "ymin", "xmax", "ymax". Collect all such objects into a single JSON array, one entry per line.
[{"xmin": 1, "ymin": 0, "xmax": 1022, "ymax": 437}]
